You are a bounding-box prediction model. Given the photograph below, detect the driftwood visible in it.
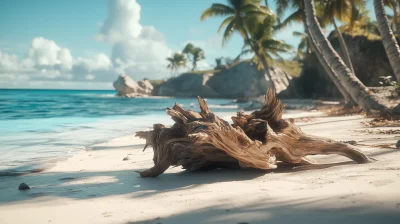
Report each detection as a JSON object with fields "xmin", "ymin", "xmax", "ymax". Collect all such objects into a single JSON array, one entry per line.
[{"xmin": 136, "ymin": 88, "xmax": 371, "ymax": 177}]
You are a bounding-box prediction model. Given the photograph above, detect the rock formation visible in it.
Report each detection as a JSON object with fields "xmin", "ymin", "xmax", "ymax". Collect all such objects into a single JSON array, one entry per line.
[
  {"xmin": 113, "ymin": 74, "xmax": 153, "ymax": 97},
  {"xmin": 207, "ymin": 61, "xmax": 292, "ymax": 99},
  {"xmin": 156, "ymin": 73, "xmax": 220, "ymax": 98},
  {"xmin": 155, "ymin": 61, "xmax": 292, "ymax": 99}
]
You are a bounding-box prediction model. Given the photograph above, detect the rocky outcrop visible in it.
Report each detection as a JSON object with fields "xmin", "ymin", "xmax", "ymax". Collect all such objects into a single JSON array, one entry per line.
[
  {"xmin": 156, "ymin": 73, "xmax": 220, "ymax": 98},
  {"xmin": 113, "ymin": 74, "xmax": 153, "ymax": 97},
  {"xmin": 282, "ymin": 34, "xmax": 400, "ymax": 99},
  {"xmin": 154, "ymin": 61, "xmax": 292, "ymax": 99},
  {"xmin": 207, "ymin": 61, "xmax": 292, "ymax": 99},
  {"xmin": 138, "ymin": 80, "xmax": 154, "ymax": 95}
]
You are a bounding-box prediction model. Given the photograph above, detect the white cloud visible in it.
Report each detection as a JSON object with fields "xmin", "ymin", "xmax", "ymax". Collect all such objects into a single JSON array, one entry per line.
[
  {"xmin": 97, "ymin": 0, "xmax": 142, "ymax": 43},
  {"xmin": 98, "ymin": 0, "xmax": 172, "ymax": 80},
  {"xmin": 1, "ymin": 0, "xmax": 175, "ymax": 88},
  {"xmin": 71, "ymin": 53, "xmax": 114, "ymax": 81},
  {"xmin": 0, "ymin": 38, "xmax": 116, "ymax": 87},
  {"xmin": 0, "ymin": 51, "xmax": 33, "ymax": 73},
  {"xmin": 28, "ymin": 37, "xmax": 73, "ymax": 70},
  {"xmin": 86, "ymin": 74, "xmax": 95, "ymax": 80}
]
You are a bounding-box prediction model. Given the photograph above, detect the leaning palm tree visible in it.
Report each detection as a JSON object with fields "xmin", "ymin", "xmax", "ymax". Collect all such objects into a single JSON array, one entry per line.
[
  {"xmin": 318, "ymin": 0, "xmax": 364, "ymax": 74},
  {"xmin": 201, "ymin": 0, "xmax": 276, "ymax": 87},
  {"xmin": 303, "ymin": 14, "xmax": 355, "ymax": 105},
  {"xmin": 166, "ymin": 53, "xmax": 187, "ymax": 77},
  {"xmin": 276, "ymin": 0, "xmax": 355, "ymax": 105},
  {"xmin": 374, "ymin": 0, "xmax": 400, "ymax": 82},
  {"xmin": 191, "ymin": 47, "xmax": 205, "ymax": 71},
  {"xmin": 304, "ymin": 0, "xmax": 389, "ymax": 112}
]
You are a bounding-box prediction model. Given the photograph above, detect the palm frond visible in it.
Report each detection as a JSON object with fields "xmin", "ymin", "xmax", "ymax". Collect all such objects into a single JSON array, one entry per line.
[
  {"xmin": 292, "ymin": 31, "xmax": 306, "ymax": 37},
  {"xmin": 218, "ymin": 16, "xmax": 235, "ymax": 33},
  {"xmin": 274, "ymin": 9, "xmax": 302, "ymax": 30},
  {"xmin": 221, "ymin": 19, "xmax": 237, "ymax": 47},
  {"xmin": 201, "ymin": 4, "xmax": 235, "ymax": 21}
]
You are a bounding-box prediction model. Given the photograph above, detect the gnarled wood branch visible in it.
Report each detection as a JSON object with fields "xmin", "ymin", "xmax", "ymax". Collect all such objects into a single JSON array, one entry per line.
[{"xmin": 136, "ymin": 88, "xmax": 371, "ymax": 177}]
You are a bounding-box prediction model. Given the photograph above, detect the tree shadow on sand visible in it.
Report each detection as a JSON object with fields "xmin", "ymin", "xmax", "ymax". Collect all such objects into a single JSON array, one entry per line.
[
  {"xmin": 0, "ymin": 158, "xmax": 369, "ymax": 204},
  {"xmin": 128, "ymin": 197, "xmax": 400, "ymax": 224}
]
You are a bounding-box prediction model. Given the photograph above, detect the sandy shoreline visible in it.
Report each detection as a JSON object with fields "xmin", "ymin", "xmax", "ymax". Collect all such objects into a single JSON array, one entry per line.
[{"xmin": 0, "ymin": 111, "xmax": 399, "ymax": 224}]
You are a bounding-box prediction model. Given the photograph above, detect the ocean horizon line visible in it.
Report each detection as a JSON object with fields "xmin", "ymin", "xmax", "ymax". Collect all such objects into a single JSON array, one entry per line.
[{"xmin": 0, "ymin": 88, "xmax": 115, "ymax": 91}]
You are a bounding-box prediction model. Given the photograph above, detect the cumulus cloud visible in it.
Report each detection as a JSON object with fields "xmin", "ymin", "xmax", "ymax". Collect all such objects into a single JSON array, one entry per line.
[
  {"xmin": 1, "ymin": 0, "xmax": 174, "ymax": 88},
  {"xmin": 97, "ymin": 0, "xmax": 172, "ymax": 80},
  {"xmin": 0, "ymin": 51, "xmax": 34, "ymax": 73},
  {"xmin": 28, "ymin": 37, "xmax": 73, "ymax": 70},
  {"xmin": 97, "ymin": 0, "xmax": 142, "ymax": 43},
  {"xmin": 0, "ymin": 37, "xmax": 115, "ymax": 87},
  {"xmin": 111, "ymin": 33, "xmax": 171, "ymax": 78}
]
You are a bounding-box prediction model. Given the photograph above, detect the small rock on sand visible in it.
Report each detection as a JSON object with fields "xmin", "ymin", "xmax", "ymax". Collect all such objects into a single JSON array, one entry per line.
[
  {"xmin": 343, "ymin": 140, "xmax": 357, "ymax": 145},
  {"xmin": 123, "ymin": 157, "xmax": 129, "ymax": 161},
  {"xmin": 396, "ymin": 140, "xmax": 400, "ymax": 148},
  {"xmin": 18, "ymin": 183, "xmax": 30, "ymax": 190}
]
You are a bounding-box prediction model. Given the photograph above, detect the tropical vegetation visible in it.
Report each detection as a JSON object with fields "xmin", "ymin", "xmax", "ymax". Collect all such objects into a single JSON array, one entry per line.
[
  {"xmin": 166, "ymin": 53, "xmax": 187, "ymax": 77},
  {"xmin": 183, "ymin": 43, "xmax": 206, "ymax": 71},
  {"xmin": 163, "ymin": 0, "xmax": 400, "ymax": 113}
]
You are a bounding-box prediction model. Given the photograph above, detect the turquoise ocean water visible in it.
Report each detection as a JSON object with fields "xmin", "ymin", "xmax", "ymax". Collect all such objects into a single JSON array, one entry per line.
[{"xmin": 0, "ymin": 89, "xmax": 244, "ymax": 175}]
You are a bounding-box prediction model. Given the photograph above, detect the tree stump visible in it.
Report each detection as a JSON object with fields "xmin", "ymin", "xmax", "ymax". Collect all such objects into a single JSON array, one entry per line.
[{"xmin": 136, "ymin": 88, "xmax": 371, "ymax": 177}]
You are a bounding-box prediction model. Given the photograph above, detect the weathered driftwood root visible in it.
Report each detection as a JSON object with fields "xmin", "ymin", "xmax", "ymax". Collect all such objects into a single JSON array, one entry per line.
[{"xmin": 136, "ymin": 88, "xmax": 371, "ymax": 177}]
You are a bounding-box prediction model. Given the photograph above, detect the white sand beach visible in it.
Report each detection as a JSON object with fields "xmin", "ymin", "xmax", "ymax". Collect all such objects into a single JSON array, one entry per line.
[{"xmin": 0, "ymin": 111, "xmax": 399, "ymax": 224}]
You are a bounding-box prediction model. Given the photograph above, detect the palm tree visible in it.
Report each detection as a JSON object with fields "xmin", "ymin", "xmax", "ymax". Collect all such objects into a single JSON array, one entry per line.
[
  {"xmin": 374, "ymin": 0, "xmax": 400, "ymax": 82},
  {"xmin": 182, "ymin": 44, "xmax": 205, "ymax": 71},
  {"xmin": 237, "ymin": 15, "xmax": 291, "ymax": 88},
  {"xmin": 191, "ymin": 47, "xmax": 205, "ymax": 71},
  {"xmin": 201, "ymin": 0, "xmax": 275, "ymax": 87},
  {"xmin": 275, "ymin": 0, "xmax": 355, "ymax": 104},
  {"xmin": 304, "ymin": 0, "xmax": 389, "ymax": 112},
  {"xmin": 201, "ymin": 0, "xmax": 269, "ymax": 45},
  {"xmin": 166, "ymin": 53, "xmax": 187, "ymax": 77},
  {"xmin": 293, "ymin": 31, "xmax": 311, "ymax": 58},
  {"xmin": 318, "ymin": 0, "xmax": 365, "ymax": 74},
  {"xmin": 341, "ymin": 8, "xmax": 378, "ymax": 37},
  {"xmin": 275, "ymin": 0, "xmax": 303, "ymax": 29},
  {"xmin": 384, "ymin": 0, "xmax": 400, "ymax": 35},
  {"xmin": 182, "ymin": 43, "xmax": 194, "ymax": 61},
  {"xmin": 306, "ymin": 10, "xmax": 355, "ymax": 105},
  {"xmin": 240, "ymin": 18, "xmax": 292, "ymax": 69}
]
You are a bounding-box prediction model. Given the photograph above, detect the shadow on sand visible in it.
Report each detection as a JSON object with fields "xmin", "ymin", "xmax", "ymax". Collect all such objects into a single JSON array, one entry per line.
[
  {"xmin": 128, "ymin": 199, "xmax": 400, "ymax": 224},
  {"xmin": 0, "ymin": 157, "xmax": 381, "ymax": 204}
]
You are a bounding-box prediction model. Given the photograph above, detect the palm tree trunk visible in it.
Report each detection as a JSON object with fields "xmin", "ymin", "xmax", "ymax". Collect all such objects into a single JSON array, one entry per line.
[
  {"xmin": 304, "ymin": 0, "xmax": 389, "ymax": 112},
  {"xmin": 192, "ymin": 62, "xmax": 196, "ymax": 71},
  {"xmin": 333, "ymin": 19, "xmax": 355, "ymax": 74},
  {"xmin": 374, "ymin": 0, "xmax": 400, "ymax": 82},
  {"xmin": 301, "ymin": 11, "xmax": 355, "ymax": 105},
  {"xmin": 257, "ymin": 47, "xmax": 276, "ymax": 88},
  {"xmin": 237, "ymin": 17, "xmax": 276, "ymax": 90}
]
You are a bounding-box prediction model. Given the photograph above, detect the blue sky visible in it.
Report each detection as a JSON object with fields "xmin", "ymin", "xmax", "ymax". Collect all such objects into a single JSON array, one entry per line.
[{"xmin": 0, "ymin": 0, "xmax": 377, "ymax": 89}]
